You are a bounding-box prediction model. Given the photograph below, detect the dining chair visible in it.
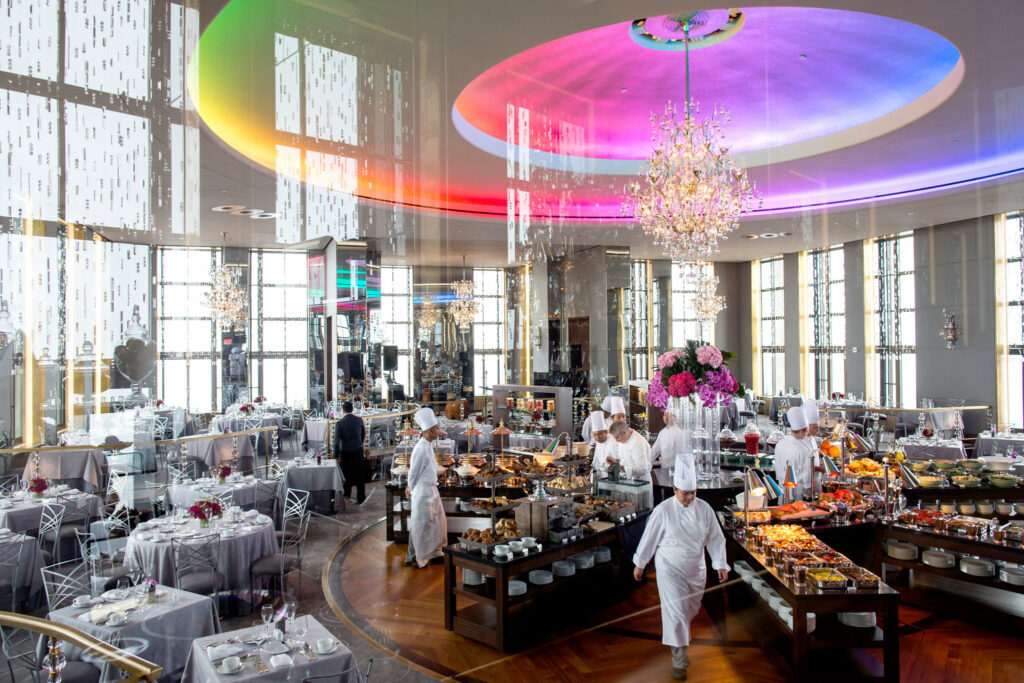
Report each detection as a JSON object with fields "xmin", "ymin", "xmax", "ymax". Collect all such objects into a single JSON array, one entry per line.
[
  {"xmin": 282, "ymin": 488, "xmax": 310, "ymax": 527},
  {"xmin": 105, "ymin": 469, "xmax": 129, "ymax": 510},
  {"xmin": 244, "ymin": 416, "xmax": 264, "ymax": 469},
  {"xmin": 140, "ymin": 481, "xmax": 168, "ymax": 520},
  {"xmin": 301, "ymin": 658, "xmax": 373, "ymax": 683},
  {"xmin": 40, "ymin": 559, "xmax": 91, "ymax": 612},
  {"xmin": 75, "ymin": 530, "xmax": 132, "ymax": 593},
  {"xmin": 172, "ymin": 537, "xmax": 223, "ymax": 620},
  {"xmin": 152, "ymin": 415, "xmax": 170, "ymax": 441},
  {"xmin": 252, "ymin": 479, "xmax": 280, "ymax": 519},
  {"xmin": 0, "ymin": 473, "xmax": 18, "ymax": 492},
  {"xmin": 168, "ymin": 461, "xmax": 196, "ymax": 485},
  {"xmin": 250, "ymin": 511, "xmax": 308, "ymax": 600},
  {"xmin": 0, "ymin": 537, "xmax": 26, "ymax": 612},
  {"xmin": 38, "ymin": 503, "xmax": 74, "ymax": 565},
  {"xmin": 212, "ymin": 488, "xmax": 235, "ymax": 511}
]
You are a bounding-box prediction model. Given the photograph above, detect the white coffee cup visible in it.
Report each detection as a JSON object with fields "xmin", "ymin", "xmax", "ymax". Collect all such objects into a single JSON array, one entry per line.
[
  {"xmin": 316, "ymin": 638, "xmax": 336, "ymax": 653},
  {"xmin": 508, "ymin": 541, "xmax": 523, "ymax": 553},
  {"xmin": 222, "ymin": 656, "xmax": 242, "ymax": 673},
  {"xmin": 73, "ymin": 595, "xmax": 91, "ymax": 607},
  {"xmin": 493, "ymin": 545, "xmax": 509, "ymax": 556},
  {"xmin": 106, "ymin": 612, "xmax": 126, "ymax": 626},
  {"xmin": 522, "ymin": 537, "xmax": 537, "ymax": 548}
]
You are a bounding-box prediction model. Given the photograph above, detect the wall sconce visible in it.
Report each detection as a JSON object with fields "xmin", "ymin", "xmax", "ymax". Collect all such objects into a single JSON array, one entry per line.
[{"xmin": 939, "ymin": 309, "xmax": 958, "ymax": 349}]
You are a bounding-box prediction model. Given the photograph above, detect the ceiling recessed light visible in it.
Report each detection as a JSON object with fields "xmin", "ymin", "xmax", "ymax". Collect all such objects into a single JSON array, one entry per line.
[
  {"xmin": 230, "ymin": 209, "xmax": 263, "ymax": 216},
  {"xmin": 777, "ymin": 231, "xmax": 792, "ymax": 237},
  {"xmin": 760, "ymin": 232, "xmax": 778, "ymax": 239},
  {"xmin": 212, "ymin": 205, "xmax": 244, "ymax": 212},
  {"xmin": 741, "ymin": 234, "xmax": 759, "ymax": 240},
  {"xmin": 251, "ymin": 213, "xmax": 277, "ymax": 220}
]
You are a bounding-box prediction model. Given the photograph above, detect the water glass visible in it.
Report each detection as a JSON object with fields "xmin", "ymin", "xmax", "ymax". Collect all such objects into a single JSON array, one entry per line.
[{"xmin": 261, "ymin": 603, "xmax": 274, "ymax": 636}]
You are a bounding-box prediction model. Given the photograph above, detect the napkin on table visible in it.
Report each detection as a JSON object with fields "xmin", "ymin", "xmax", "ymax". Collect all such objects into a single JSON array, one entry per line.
[
  {"xmin": 269, "ymin": 654, "xmax": 293, "ymax": 669},
  {"xmin": 207, "ymin": 642, "xmax": 243, "ymax": 660}
]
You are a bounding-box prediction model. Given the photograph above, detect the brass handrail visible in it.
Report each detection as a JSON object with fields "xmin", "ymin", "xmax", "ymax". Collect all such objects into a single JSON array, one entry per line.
[
  {"xmin": 0, "ymin": 426, "xmax": 280, "ymax": 454},
  {"xmin": 0, "ymin": 611, "xmax": 162, "ymax": 682}
]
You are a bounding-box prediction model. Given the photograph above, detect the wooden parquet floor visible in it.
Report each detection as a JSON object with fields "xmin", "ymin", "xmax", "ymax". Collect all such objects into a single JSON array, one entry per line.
[{"xmin": 327, "ymin": 522, "xmax": 1024, "ymax": 682}]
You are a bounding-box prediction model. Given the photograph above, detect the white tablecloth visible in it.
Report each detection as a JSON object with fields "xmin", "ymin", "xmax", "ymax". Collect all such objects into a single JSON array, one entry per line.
[
  {"xmin": 446, "ymin": 422, "xmax": 494, "ymax": 452},
  {"xmin": 182, "ymin": 617, "xmax": 358, "ymax": 682},
  {"xmin": 49, "ymin": 587, "xmax": 218, "ymax": 682},
  {"xmin": 123, "ymin": 516, "xmax": 278, "ymax": 604},
  {"xmin": 0, "ymin": 491, "xmax": 103, "ymax": 533},
  {"xmin": 22, "ymin": 449, "xmax": 107, "ymax": 491}
]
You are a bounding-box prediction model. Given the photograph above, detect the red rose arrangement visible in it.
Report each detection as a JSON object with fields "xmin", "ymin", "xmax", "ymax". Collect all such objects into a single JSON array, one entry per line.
[
  {"xmin": 922, "ymin": 427, "xmax": 936, "ymax": 439},
  {"xmin": 188, "ymin": 499, "xmax": 223, "ymax": 521},
  {"xmin": 28, "ymin": 478, "xmax": 49, "ymax": 494},
  {"xmin": 239, "ymin": 404, "xmax": 255, "ymax": 414},
  {"xmin": 154, "ymin": 399, "xmax": 165, "ymax": 407},
  {"xmin": 212, "ymin": 464, "xmax": 231, "ymax": 480},
  {"xmin": 254, "ymin": 396, "xmax": 267, "ymax": 404}
]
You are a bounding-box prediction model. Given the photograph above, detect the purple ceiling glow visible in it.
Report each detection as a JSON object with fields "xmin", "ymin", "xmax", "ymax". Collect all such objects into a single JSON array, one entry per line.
[{"xmin": 453, "ymin": 7, "xmax": 972, "ymax": 214}]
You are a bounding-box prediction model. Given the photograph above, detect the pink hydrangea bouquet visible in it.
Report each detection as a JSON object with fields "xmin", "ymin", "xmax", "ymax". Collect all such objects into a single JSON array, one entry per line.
[{"xmin": 646, "ymin": 341, "xmax": 745, "ymax": 410}]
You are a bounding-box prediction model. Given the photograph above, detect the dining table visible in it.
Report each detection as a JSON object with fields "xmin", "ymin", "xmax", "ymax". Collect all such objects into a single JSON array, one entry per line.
[
  {"xmin": 47, "ymin": 586, "xmax": 219, "ymax": 682},
  {"xmin": 973, "ymin": 432, "xmax": 1024, "ymax": 457},
  {"xmin": 122, "ymin": 512, "xmax": 278, "ymax": 604},
  {"xmin": 181, "ymin": 615, "xmax": 359, "ymax": 682},
  {"xmin": 0, "ymin": 528, "xmax": 45, "ymax": 601},
  {"xmin": 300, "ymin": 419, "xmax": 330, "ymax": 447},
  {"xmin": 21, "ymin": 448, "xmax": 108, "ymax": 492},
  {"xmin": 210, "ymin": 414, "xmax": 283, "ymax": 453},
  {"xmin": 277, "ymin": 459, "xmax": 346, "ymax": 513},
  {"xmin": 0, "ymin": 488, "xmax": 103, "ymax": 534},
  {"xmin": 768, "ymin": 394, "xmax": 804, "ymax": 423},
  {"xmin": 179, "ymin": 432, "xmax": 257, "ymax": 474},
  {"xmin": 167, "ymin": 476, "xmax": 264, "ymax": 510},
  {"xmin": 899, "ymin": 437, "xmax": 967, "ymax": 461}
]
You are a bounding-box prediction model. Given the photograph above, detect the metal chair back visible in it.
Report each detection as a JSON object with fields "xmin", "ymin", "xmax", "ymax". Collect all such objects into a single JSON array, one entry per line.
[
  {"xmin": 253, "ymin": 480, "xmax": 279, "ymax": 515},
  {"xmin": 107, "ymin": 469, "xmax": 129, "ymax": 508},
  {"xmin": 283, "ymin": 488, "xmax": 309, "ymax": 521},
  {"xmin": 40, "ymin": 560, "xmax": 91, "ymax": 611},
  {"xmin": 0, "ymin": 538, "xmax": 24, "ymax": 611},
  {"xmin": 38, "ymin": 502, "xmax": 67, "ymax": 543},
  {"xmin": 212, "ymin": 488, "xmax": 235, "ymax": 510},
  {"xmin": 172, "ymin": 536, "xmax": 219, "ymax": 583},
  {"xmin": 168, "ymin": 462, "xmax": 195, "ymax": 485},
  {"xmin": 0, "ymin": 474, "xmax": 17, "ymax": 492}
]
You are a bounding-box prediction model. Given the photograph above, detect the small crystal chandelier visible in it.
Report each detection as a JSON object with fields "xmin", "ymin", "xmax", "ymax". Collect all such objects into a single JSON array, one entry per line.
[
  {"xmin": 419, "ymin": 302, "xmax": 441, "ymax": 340},
  {"xmin": 449, "ymin": 278, "xmax": 477, "ymax": 332},
  {"xmin": 692, "ymin": 262, "xmax": 726, "ymax": 327},
  {"xmin": 205, "ymin": 264, "xmax": 248, "ymax": 330},
  {"xmin": 623, "ymin": 12, "xmax": 760, "ymax": 262}
]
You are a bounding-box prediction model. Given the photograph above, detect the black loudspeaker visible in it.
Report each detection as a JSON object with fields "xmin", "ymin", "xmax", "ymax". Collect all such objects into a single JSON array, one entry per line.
[{"xmin": 383, "ymin": 345, "xmax": 398, "ymax": 371}]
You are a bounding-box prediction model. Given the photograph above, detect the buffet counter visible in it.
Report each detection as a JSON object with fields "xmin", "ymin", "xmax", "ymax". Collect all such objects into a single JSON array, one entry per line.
[
  {"xmin": 442, "ymin": 513, "xmax": 649, "ymax": 652},
  {"xmin": 727, "ymin": 531, "xmax": 900, "ymax": 682},
  {"xmin": 385, "ymin": 483, "xmax": 527, "ymax": 542}
]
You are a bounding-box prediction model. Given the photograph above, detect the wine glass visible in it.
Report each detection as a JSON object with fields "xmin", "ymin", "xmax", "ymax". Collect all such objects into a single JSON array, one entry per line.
[{"xmin": 261, "ymin": 603, "xmax": 274, "ymax": 637}]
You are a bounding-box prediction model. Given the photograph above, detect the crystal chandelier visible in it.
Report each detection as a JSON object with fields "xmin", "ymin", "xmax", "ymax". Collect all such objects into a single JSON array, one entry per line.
[
  {"xmin": 449, "ymin": 279, "xmax": 478, "ymax": 332},
  {"xmin": 419, "ymin": 303, "xmax": 441, "ymax": 340},
  {"xmin": 691, "ymin": 262, "xmax": 726, "ymax": 327},
  {"xmin": 622, "ymin": 13, "xmax": 759, "ymax": 263},
  {"xmin": 205, "ymin": 264, "xmax": 248, "ymax": 330}
]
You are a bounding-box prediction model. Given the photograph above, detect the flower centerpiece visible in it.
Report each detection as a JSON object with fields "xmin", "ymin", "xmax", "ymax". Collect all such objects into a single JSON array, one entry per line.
[
  {"xmin": 28, "ymin": 477, "xmax": 49, "ymax": 498},
  {"xmin": 239, "ymin": 403, "xmax": 255, "ymax": 415},
  {"xmin": 475, "ymin": 415, "xmax": 485, "ymax": 423},
  {"xmin": 646, "ymin": 341, "xmax": 745, "ymax": 410},
  {"xmin": 212, "ymin": 464, "xmax": 231, "ymax": 484},
  {"xmin": 922, "ymin": 427, "xmax": 936, "ymax": 439},
  {"xmin": 830, "ymin": 392, "xmax": 846, "ymax": 401},
  {"xmin": 154, "ymin": 399, "xmax": 165, "ymax": 408},
  {"xmin": 253, "ymin": 396, "xmax": 267, "ymax": 404},
  {"xmin": 188, "ymin": 499, "xmax": 223, "ymax": 528}
]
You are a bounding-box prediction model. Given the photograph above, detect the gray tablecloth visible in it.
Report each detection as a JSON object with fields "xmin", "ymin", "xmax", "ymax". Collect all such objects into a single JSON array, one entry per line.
[
  {"xmin": 280, "ymin": 463, "xmax": 345, "ymax": 499},
  {"xmin": 900, "ymin": 440, "xmax": 967, "ymax": 461},
  {"xmin": 211, "ymin": 415, "xmax": 283, "ymax": 453},
  {"xmin": 769, "ymin": 395, "xmax": 804, "ymax": 423},
  {"xmin": 446, "ymin": 422, "xmax": 494, "ymax": 452},
  {"xmin": 0, "ymin": 531, "xmax": 44, "ymax": 598},
  {"xmin": 181, "ymin": 434, "xmax": 256, "ymax": 473},
  {"xmin": 301, "ymin": 420, "xmax": 330, "ymax": 445},
  {"xmin": 49, "ymin": 587, "xmax": 218, "ymax": 683},
  {"xmin": 23, "ymin": 449, "xmax": 107, "ymax": 492},
  {"xmin": 167, "ymin": 478, "xmax": 262, "ymax": 510},
  {"xmin": 123, "ymin": 516, "xmax": 278, "ymax": 603},
  {"xmin": 897, "ymin": 409, "xmax": 958, "ymax": 434},
  {"xmin": 0, "ymin": 492, "xmax": 103, "ymax": 533},
  {"xmin": 974, "ymin": 435, "xmax": 1024, "ymax": 457},
  {"xmin": 509, "ymin": 433, "xmax": 551, "ymax": 450},
  {"xmin": 182, "ymin": 616, "xmax": 358, "ymax": 682}
]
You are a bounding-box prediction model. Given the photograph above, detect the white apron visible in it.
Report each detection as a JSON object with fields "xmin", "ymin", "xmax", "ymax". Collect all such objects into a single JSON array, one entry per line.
[
  {"xmin": 651, "ymin": 424, "xmax": 686, "ymax": 471},
  {"xmin": 408, "ymin": 437, "xmax": 447, "ymax": 567},
  {"xmin": 617, "ymin": 431, "xmax": 654, "ymax": 504},
  {"xmin": 633, "ymin": 497, "xmax": 729, "ymax": 647}
]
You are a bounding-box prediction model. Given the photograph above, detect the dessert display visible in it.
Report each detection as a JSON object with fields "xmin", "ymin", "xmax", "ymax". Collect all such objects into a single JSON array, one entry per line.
[
  {"xmin": 547, "ymin": 475, "xmax": 589, "ymax": 491},
  {"xmin": 522, "ymin": 463, "xmax": 559, "ymax": 477},
  {"xmin": 461, "ymin": 518, "xmax": 521, "ymax": 546},
  {"xmin": 475, "ymin": 465, "xmax": 513, "ymax": 482},
  {"xmin": 468, "ymin": 496, "xmax": 516, "ymax": 510}
]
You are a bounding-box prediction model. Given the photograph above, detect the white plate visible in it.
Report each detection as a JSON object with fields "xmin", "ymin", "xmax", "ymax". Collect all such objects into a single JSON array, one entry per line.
[{"xmin": 261, "ymin": 640, "xmax": 289, "ymax": 655}]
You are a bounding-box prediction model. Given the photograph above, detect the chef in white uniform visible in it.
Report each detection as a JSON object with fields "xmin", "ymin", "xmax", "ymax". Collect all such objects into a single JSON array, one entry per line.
[
  {"xmin": 608, "ymin": 420, "xmax": 654, "ymax": 503},
  {"xmin": 404, "ymin": 407, "xmax": 448, "ymax": 568},
  {"xmin": 651, "ymin": 411, "xmax": 686, "ymax": 472},
  {"xmin": 633, "ymin": 453, "xmax": 729, "ymax": 681},
  {"xmin": 581, "ymin": 395, "xmax": 621, "ymax": 442},
  {"xmin": 774, "ymin": 406, "xmax": 815, "ymax": 501},
  {"xmin": 589, "ymin": 411, "xmax": 616, "ymax": 477},
  {"xmin": 607, "ymin": 396, "xmax": 627, "ymax": 426}
]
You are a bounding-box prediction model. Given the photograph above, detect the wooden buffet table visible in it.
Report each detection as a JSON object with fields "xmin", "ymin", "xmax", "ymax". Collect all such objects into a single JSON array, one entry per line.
[
  {"xmin": 442, "ymin": 514, "xmax": 648, "ymax": 652},
  {"xmin": 728, "ymin": 534, "xmax": 901, "ymax": 682},
  {"xmin": 385, "ymin": 483, "xmax": 527, "ymax": 542}
]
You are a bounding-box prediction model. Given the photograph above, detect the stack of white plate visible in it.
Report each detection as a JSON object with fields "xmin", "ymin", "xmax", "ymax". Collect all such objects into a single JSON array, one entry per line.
[
  {"xmin": 922, "ymin": 550, "xmax": 956, "ymax": 568},
  {"xmin": 593, "ymin": 546, "xmax": 612, "ymax": 564},
  {"xmin": 462, "ymin": 568, "xmax": 485, "ymax": 586},
  {"xmin": 733, "ymin": 561, "xmax": 753, "ymax": 578},
  {"xmin": 529, "ymin": 570, "xmax": 553, "ymax": 585},
  {"xmin": 999, "ymin": 567, "xmax": 1024, "ymax": 585},
  {"xmin": 960, "ymin": 558, "xmax": 995, "ymax": 577},
  {"xmin": 570, "ymin": 552, "xmax": 595, "ymax": 569},
  {"xmin": 768, "ymin": 594, "xmax": 787, "ymax": 612},
  {"xmin": 781, "ymin": 610, "xmax": 816, "ymax": 633},
  {"xmin": 750, "ymin": 578, "xmax": 768, "ymax": 594},
  {"xmin": 887, "ymin": 542, "xmax": 918, "ymax": 560},
  {"xmin": 552, "ymin": 560, "xmax": 576, "ymax": 577},
  {"xmin": 508, "ymin": 580, "xmax": 528, "ymax": 596},
  {"xmin": 839, "ymin": 612, "xmax": 876, "ymax": 628}
]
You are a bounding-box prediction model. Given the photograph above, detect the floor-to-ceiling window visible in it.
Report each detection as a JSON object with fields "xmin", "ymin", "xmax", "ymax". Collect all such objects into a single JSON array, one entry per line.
[
  {"xmin": 671, "ymin": 261, "xmax": 716, "ymax": 346},
  {"xmin": 1000, "ymin": 213, "xmax": 1024, "ymax": 427},
  {"xmin": 626, "ymin": 260, "xmax": 651, "ymax": 381},
  {"xmin": 807, "ymin": 245, "xmax": 846, "ymax": 398},
  {"xmin": 874, "ymin": 232, "xmax": 916, "ymax": 408},
  {"xmin": 249, "ymin": 250, "xmax": 308, "ymax": 406},
  {"xmin": 380, "ymin": 266, "xmax": 413, "ymax": 394},
  {"xmin": 759, "ymin": 257, "xmax": 785, "ymax": 395},
  {"xmin": 156, "ymin": 247, "xmax": 218, "ymax": 413},
  {"xmin": 473, "ymin": 268, "xmax": 507, "ymax": 395}
]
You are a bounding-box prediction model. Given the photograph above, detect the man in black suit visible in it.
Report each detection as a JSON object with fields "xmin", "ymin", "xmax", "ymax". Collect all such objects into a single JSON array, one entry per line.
[{"xmin": 333, "ymin": 400, "xmax": 367, "ymax": 504}]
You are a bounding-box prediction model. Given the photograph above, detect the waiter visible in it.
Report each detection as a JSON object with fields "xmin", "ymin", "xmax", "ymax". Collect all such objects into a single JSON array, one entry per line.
[
  {"xmin": 333, "ymin": 401, "xmax": 366, "ymax": 505},
  {"xmin": 774, "ymin": 406, "xmax": 817, "ymax": 500},
  {"xmin": 589, "ymin": 412, "xmax": 616, "ymax": 478},
  {"xmin": 651, "ymin": 411, "xmax": 686, "ymax": 471},
  {"xmin": 633, "ymin": 453, "xmax": 729, "ymax": 681},
  {"xmin": 608, "ymin": 420, "xmax": 653, "ymax": 502},
  {"xmin": 405, "ymin": 407, "xmax": 447, "ymax": 568}
]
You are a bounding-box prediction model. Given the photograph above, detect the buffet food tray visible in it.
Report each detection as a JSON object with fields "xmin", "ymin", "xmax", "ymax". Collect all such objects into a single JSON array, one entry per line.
[
  {"xmin": 579, "ymin": 502, "xmax": 635, "ymax": 522},
  {"xmin": 464, "ymin": 500, "xmax": 521, "ymax": 515},
  {"xmin": 474, "ymin": 472, "xmax": 513, "ymax": 485},
  {"xmin": 806, "ymin": 568, "xmax": 849, "ymax": 592},
  {"xmin": 550, "ymin": 456, "xmax": 591, "ymax": 467},
  {"xmin": 459, "ymin": 535, "xmax": 524, "ymax": 554},
  {"xmin": 545, "ymin": 484, "xmax": 591, "ymax": 496},
  {"xmin": 839, "ymin": 567, "xmax": 881, "ymax": 590}
]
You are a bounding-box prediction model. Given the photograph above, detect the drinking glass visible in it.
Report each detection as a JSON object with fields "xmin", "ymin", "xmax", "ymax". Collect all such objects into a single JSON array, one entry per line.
[
  {"xmin": 290, "ymin": 614, "xmax": 307, "ymax": 640},
  {"xmin": 261, "ymin": 603, "xmax": 274, "ymax": 637}
]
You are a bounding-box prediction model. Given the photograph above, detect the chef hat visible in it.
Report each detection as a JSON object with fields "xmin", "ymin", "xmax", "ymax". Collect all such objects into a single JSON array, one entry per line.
[
  {"xmin": 600, "ymin": 395, "xmax": 614, "ymax": 412},
  {"xmin": 788, "ymin": 406, "xmax": 809, "ymax": 430},
  {"xmin": 673, "ymin": 452, "xmax": 697, "ymax": 490},
  {"xmin": 590, "ymin": 411, "xmax": 608, "ymax": 432},
  {"xmin": 803, "ymin": 401, "xmax": 820, "ymax": 424},
  {"xmin": 414, "ymin": 407, "xmax": 438, "ymax": 430},
  {"xmin": 608, "ymin": 396, "xmax": 626, "ymax": 416}
]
